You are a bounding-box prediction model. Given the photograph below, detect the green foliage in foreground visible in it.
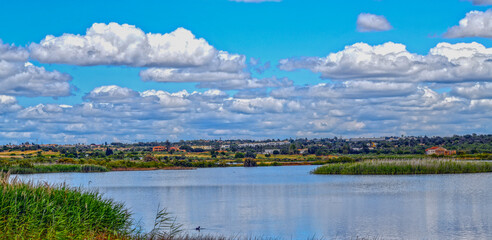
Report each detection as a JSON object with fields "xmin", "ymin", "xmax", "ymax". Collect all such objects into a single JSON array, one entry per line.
[
  {"xmin": 1, "ymin": 164, "xmax": 108, "ymax": 174},
  {"xmin": 0, "ymin": 172, "xmax": 132, "ymax": 239},
  {"xmin": 312, "ymin": 160, "xmax": 492, "ymax": 175}
]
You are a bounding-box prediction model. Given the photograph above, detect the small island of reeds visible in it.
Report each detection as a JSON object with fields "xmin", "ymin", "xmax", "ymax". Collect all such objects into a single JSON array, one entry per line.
[{"xmin": 311, "ymin": 159, "xmax": 492, "ymax": 175}]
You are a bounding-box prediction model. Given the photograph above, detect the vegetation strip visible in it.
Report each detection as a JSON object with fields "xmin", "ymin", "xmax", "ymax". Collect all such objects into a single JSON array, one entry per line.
[
  {"xmin": 1, "ymin": 164, "xmax": 107, "ymax": 174},
  {"xmin": 312, "ymin": 160, "xmax": 492, "ymax": 175}
]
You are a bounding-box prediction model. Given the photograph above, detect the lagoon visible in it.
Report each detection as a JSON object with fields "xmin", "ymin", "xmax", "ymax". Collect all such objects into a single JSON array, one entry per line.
[{"xmin": 16, "ymin": 165, "xmax": 492, "ymax": 239}]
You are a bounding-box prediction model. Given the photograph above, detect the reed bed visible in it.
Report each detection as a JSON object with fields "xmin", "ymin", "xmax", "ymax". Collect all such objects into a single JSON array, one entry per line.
[
  {"xmin": 312, "ymin": 159, "xmax": 492, "ymax": 175},
  {"xmin": 0, "ymin": 172, "xmax": 133, "ymax": 239}
]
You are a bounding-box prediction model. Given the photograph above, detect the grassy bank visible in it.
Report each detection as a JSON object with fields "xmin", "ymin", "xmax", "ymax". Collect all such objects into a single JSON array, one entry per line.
[{"xmin": 312, "ymin": 159, "xmax": 492, "ymax": 175}]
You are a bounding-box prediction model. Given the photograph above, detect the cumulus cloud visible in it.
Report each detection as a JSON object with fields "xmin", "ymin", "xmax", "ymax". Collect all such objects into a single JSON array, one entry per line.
[
  {"xmin": 452, "ymin": 82, "xmax": 492, "ymax": 99},
  {"xmin": 30, "ymin": 23, "xmax": 221, "ymax": 67},
  {"xmin": 0, "ymin": 40, "xmax": 28, "ymax": 61},
  {"xmin": 444, "ymin": 10, "xmax": 492, "ymax": 38},
  {"xmin": 0, "ymin": 95, "xmax": 21, "ymax": 113},
  {"xmin": 1, "ymin": 81, "xmax": 491, "ymax": 143},
  {"xmin": 140, "ymin": 68, "xmax": 249, "ymax": 83},
  {"xmin": 83, "ymin": 85, "xmax": 140, "ymax": 103},
  {"xmin": 226, "ymin": 97, "xmax": 300, "ymax": 114},
  {"xmin": 0, "ymin": 40, "xmax": 72, "ymax": 97},
  {"xmin": 466, "ymin": 0, "xmax": 492, "ymax": 6},
  {"xmin": 30, "ymin": 22, "xmax": 280, "ymax": 89},
  {"xmin": 279, "ymin": 41, "xmax": 492, "ymax": 83},
  {"xmin": 357, "ymin": 13, "xmax": 392, "ymax": 32}
]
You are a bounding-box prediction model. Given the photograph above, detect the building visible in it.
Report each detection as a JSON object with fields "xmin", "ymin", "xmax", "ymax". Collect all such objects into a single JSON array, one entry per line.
[
  {"xmin": 152, "ymin": 146, "xmax": 167, "ymax": 152},
  {"xmin": 263, "ymin": 149, "xmax": 280, "ymax": 154},
  {"xmin": 192, "ymin": 145, "xmax": 212, "ymax": 150},
  {"xmin": 220, "ymin": 145, "xmax": 230, "ymax": 150},
  {"xmin": 238, "ymin": 141, "xmax": 289, "ymax": 148},
  {"xmin": 425, "ymin": 147, "xmax": 456, "ymax": 156}
]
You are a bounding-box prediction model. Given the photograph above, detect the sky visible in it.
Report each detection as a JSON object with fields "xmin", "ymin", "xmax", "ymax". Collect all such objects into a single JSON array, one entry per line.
[{"xmin": 1, "ymin": 0, "xmax": 492, "ymax": 144}]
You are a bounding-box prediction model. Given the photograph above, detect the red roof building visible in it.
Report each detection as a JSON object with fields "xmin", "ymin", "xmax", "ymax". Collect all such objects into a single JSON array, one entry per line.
[
  {"xmin": 152, "ymin": 146, "xmax": 166, "ymax": 152},
  {"xmin": 425, "ymin": 146, "xmax": 456, "ymax": 156}
]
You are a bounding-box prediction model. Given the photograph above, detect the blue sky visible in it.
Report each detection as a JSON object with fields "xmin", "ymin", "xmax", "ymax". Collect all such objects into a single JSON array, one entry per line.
[{"xmin": 0, "ymin": 0, "xmax": 492, "ymax": 143}]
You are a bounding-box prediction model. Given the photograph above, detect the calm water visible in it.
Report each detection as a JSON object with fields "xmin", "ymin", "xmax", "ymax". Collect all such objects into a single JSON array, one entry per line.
[{"xmin": 16, "ymin": 166, "xmax": 492, "ymax": 239}]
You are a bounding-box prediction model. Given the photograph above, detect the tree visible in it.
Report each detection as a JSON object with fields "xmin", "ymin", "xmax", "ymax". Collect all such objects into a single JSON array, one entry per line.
[
  {"xmin": 245, "ymin": 151, "xmax": 256, "ymax": 159},
  {"xmin": 180, "ymin": 145, "xmax": 193, "ymax": 152},
  {"xmin": 144, "ymin": 154, "xmax": 158, "ymax": 162},
  {"xmin": 289, "ymin": 144, "xmax": 297, "ymax": 154},
  {"xmin": 105, "ymin": 147, "xmax": 113, "ymax": 156},
  {"xmin": 165, "ymin": 140, "xmax": 171, "ymax": 150},
  {"xmin": 234, "ymin": 152, "xmax": 245, "ymax": 158},
  {"xmin": 244, "ymin": 158, "xmax": 257, "ymax": 167}
]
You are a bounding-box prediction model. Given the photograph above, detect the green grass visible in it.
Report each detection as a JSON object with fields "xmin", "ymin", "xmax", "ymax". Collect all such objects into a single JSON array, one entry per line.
[
  {"xmin": 0, "ymin": 172, "xmax": 132, "ymax": 239},
  {"xmin": 1, "ymin": 164, "xmax": 108, "ymax": 174},
  {"xmin": 312, "ymin": 159, "xmax": 492, "ymax": 175}
]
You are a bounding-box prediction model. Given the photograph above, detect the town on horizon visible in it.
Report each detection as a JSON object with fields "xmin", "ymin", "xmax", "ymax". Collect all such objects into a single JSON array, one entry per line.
[{"xmin": 3, "ymin": 133, "xmax": 488, "ymax": 147}]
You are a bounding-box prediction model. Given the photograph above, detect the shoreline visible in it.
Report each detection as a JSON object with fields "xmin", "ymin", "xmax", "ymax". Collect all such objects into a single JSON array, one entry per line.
[{"xmin": 3, "ymin": 157, "xmax": 492, "ymax": 175}]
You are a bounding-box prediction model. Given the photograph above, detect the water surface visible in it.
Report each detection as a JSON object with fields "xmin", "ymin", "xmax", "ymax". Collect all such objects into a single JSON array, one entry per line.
[{"xmin": 16, "ymin": 166, "xmax": 492, "ymax": 239}]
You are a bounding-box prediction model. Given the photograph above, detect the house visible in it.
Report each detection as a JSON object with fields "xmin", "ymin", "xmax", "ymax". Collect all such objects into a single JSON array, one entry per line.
[
  {"xmin": 152, "ymin": 146, "xmax": 167, "ymax": 152},
  {"xmin": 220, "ymin": 145, "xmax": 230, "ymax": 150},
  {"xmin": 425, "ymin": 147, "xmax": 456, "ymax": 156},
  {"xmin": 263, "ymin": 149, "xmax": 280, "ymax": 154},
  {"xmin": 192, "ymin": 145, "xmax": 212, "ymax": 150}
]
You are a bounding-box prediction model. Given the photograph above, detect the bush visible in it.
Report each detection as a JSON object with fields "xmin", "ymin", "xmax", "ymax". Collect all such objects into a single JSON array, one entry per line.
[
  {"xmin": 245, "ymin": 151, "xmax": 256, "ymax": 159},
  {"xmin": 244, "ymin": 158, "xmax": 257, "ymax": 167}
]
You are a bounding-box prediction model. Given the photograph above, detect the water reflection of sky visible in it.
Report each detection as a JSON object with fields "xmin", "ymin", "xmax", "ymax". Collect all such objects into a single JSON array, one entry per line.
[{"xmin": 16, "ymin": 166, "xmax": 492, "ymax": 239}]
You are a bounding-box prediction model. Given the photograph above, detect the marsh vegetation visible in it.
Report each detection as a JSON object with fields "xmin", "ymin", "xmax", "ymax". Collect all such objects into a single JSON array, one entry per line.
[{"xmin": 312, "ymin": 159, "xmax": 492, "ymax": 175}]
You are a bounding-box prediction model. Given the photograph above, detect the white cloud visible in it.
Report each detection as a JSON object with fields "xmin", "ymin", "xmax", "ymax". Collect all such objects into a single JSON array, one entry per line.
[
  {"xmin": 83, "ymin": 85, "xmax": 140, "ymax": 103},
  {"xmin": 452, "ymin": 82, "xmax": 492, "ymax": 99},
  {"xmin": 279, "ymin": 41, "xmax": 492, "ymax": 83},
  {"xmin": 141, "ymin": 89, "xmax": 192, "ymax": 108},
  {"xmin": 0, "ymin": 40, "xmax": 28, "ymax": 62},
  {"xmin": 30, "ymin": 22, "xmax": 272, "ymax": 89},
  {"xmin": 357, "ymin": 13, "xmax": 393, "ymax": 32},
  {"xmin": 466, "ymin": 0, "xmax": 492, "ymax": 6},
  {"xmin": 30, "ymin": 23, "xmax": 223, "ymax": 67},
  {"xmin": 0, "ymin": 95, "xmax": 21, "ymax": 113},
  {"xmin": 2, "ymin": 82, "xmax": 491, "ymax": 143},
  {"xmin": 444, "ymin": 10, "xmax": 492, "ymax": 38},
  {"xmin": 140, "ymin": 68, "xmax": 249, "ymax": 83},
  {"xmin": 0, "ymin": 40, "xmax": 72, "ymax": 97},
  {"xmin": 226, "ymin": 97, "xmax": 298, "ymax": 114}
]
